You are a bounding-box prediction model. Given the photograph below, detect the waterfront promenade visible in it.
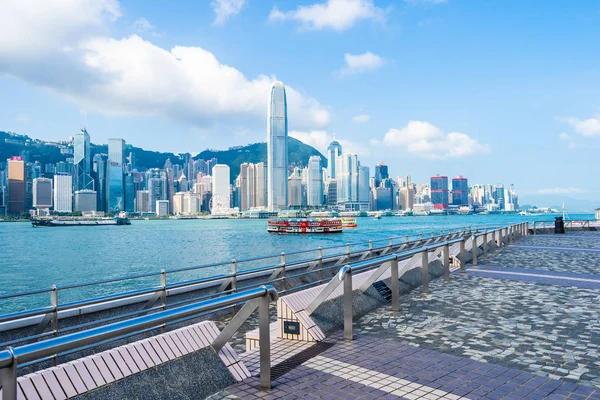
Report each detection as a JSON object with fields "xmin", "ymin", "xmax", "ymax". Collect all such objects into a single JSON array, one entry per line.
[{"xmin": 212, "ymin": 230, "xmax": 600, "ymax": 399}]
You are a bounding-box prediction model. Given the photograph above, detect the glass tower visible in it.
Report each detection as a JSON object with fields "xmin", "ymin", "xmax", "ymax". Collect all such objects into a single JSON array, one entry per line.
[
  {"xmin": 327, "ymin": 141, "xmax": 342, "ymax": 179},
  {"xmin": 267, "ymin": 81, "xmax": 288, "ymax": 211},
  {"xmin": 73, "ymin": 129, "xmax": 94, "ymax": 192},
  {"xmin": 108, "ymin": 138, "xmax": 125, "ymax": 213}
]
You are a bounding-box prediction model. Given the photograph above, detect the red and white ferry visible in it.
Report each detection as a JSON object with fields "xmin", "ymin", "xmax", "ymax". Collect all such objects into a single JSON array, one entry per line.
[{"xmin": 267, "ymin": 218, "xmax": 343, "ymax": 234}]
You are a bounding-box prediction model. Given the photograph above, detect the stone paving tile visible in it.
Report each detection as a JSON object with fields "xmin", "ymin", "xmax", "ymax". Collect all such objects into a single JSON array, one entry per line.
[
  {"xmin": 356, "ymin": 275, "xmax": 600, "ymax": 388},
  {"xmin": 479, "ymin": 246, "xmax": 600, "ymax": 275},
  {"xmin": 518, "ymin": 234, "xmax": 600, "ymax": 250}
]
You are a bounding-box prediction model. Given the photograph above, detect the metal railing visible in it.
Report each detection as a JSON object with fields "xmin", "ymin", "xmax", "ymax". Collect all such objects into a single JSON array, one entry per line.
[
  {"xmin": 530, "ymin": 219, "xmax": 597, "ymax": 234},
  {"xmin": 0, "ymin": 286, "xmax": 278, "ymax": 399},
  {"xmin": 0, "ymin": 227, "xmax": 486, "ymax": 349},
  {"xmin": 306, "ymin": 222, "xmax": 528, "ymax": 340}
]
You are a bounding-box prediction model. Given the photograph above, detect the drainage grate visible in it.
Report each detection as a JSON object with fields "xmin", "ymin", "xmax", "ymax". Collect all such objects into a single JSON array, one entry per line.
[
  {"xmin": 373, "ymin": 280, "xmax": 392, "ymax": 302},
  {"xmin": 271, "ymin": 342, "xmax": 335, "ymax": 380}
]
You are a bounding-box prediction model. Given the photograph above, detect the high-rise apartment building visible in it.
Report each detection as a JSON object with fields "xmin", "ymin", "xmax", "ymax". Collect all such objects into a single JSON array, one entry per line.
[
  {"xmin": 306, "ymin": 156, "xmax": 323, "ymax": 207},
  {"xmin": 211, "ymin": 164, "xmax": 231, "ymax": 214},
  {"xmin": 147, "ymin": 169, "xmax": 167, "ymax": 213},
  {"xmin": 267, "ymin": 81, "xmax": 288, "ymax": 211},
  {"xmin": 32, "ymin": 178, "xmax": 52, "ymax": 210},
  {"xmin": 108, "ymin": 138, "xmax": 125, "ymax": 212},
  {"xmin": 374, "ymin": 162, "xmax": 389, "ymax": 188},
  {"xmin": 7, "ymin": 157, "xmax": 25, "ymax": 214},
  {"xmin": 53, "ymin": 174, "xmax": 73, "ymax": 213},
  {"xmin": 288, "ymin": 169, "xmax": 303, "ymax": 208},
  {"xmin": 451, "ymin": 176, "xmax": 469, "ymax": 206},
  {"xmin": 327, "ymin": 141, "xmax": 342, "ymax": 179},
  {"xmin": 73, "ymin": 129, "xmax": 94, "ymax": 192},
  {"xmin": 430, "ymin": 175, "xmax": 449, "ymax": 210},
  {"xmin": 135, "ymin": 190, "xmax": 150, "ymax": 213},
  {"xmin": 92, "ymin": 154, "xmax": 108, "ymax": 211}
]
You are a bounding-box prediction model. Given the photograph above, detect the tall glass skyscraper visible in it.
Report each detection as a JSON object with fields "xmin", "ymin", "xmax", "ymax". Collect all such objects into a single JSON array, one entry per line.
[
  {"xmin": 327, "ymin": 141, "xmax": 342, "ymax": 179},
  {"xmin": 108, "ymin": 138, "xmax": 125, "ymax": 212},
  {"xmin": 267, "ymin": 81, "xmax": 288, "ymax": 211},
  {"xmin": 306, "ymin": 156, "xmax": 323, "ymax": 207},
  {"xmin": 73, "ymin": 129, "xmax": 94, "ymax": 192}
]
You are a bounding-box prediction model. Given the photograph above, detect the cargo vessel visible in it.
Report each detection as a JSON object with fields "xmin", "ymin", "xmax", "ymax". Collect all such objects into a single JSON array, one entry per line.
[
  {"xmin": 267, "ymin": 218, "xmax": 343, "ymax": 234},
  {"xmin": 32, "ymin": 217, "xmax": 131, "ymax": 227}
]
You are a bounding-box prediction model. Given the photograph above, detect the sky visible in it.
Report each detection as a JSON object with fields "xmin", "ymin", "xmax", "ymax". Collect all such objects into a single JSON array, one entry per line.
[{"xmin": 0, "ymin": 0, "xmax": 599, "ymax": 206}]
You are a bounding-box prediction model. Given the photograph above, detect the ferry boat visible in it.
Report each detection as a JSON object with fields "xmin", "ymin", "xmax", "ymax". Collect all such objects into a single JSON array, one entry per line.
[
  {"xmin": 32, "ymin": 217, "xmax": 131, "ymax": 227},
  {"xmin": 267, "ymin": 218, "xmax": 343, "ymax": 234},
  {"xmin": 341, "ymin": 217, "xmax": 357, "ymax": 228}
]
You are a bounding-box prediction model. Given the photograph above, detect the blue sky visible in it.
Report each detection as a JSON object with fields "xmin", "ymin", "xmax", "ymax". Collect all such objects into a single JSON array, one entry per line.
[{"xmin": 0, "ymin": 0, "xmax": 599, "ymax": 205}]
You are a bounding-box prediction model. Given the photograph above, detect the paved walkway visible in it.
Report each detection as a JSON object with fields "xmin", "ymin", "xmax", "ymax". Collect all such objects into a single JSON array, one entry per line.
[{"xmin": 210, "ymin": 232, "xmax": 600, "ymax": 399}]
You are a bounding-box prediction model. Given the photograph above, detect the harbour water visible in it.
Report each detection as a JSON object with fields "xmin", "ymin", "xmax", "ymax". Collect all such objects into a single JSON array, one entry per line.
[{"xmin": 0, "ymin": 214, "xmax": 592, "ymax": 311}]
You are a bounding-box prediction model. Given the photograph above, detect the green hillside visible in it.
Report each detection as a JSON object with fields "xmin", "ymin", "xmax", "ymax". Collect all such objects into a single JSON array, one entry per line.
[{"xmin": 195, "ymin": 136, "xmax": 327, "ymax": 182}]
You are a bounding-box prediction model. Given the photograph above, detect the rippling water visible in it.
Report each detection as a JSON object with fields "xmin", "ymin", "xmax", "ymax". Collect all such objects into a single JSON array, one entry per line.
[{"xmin": 0, "ymin": 213, "xmax": 591, "ymax": 311}]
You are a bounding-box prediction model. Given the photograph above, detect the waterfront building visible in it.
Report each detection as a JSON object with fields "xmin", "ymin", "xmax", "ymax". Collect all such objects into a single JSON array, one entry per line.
[
  {"xmin": 135, "ymin": 190, "xmax": 150, "ymax": 213},
  {"xmin": 108, "ymin": 138, "xmax": 125, "ymax": 212},
  {"xmin": 249, "ymin": 162, "xmax": 267, "ymax": 209},
  {"xmin": 147, "ymin": 169, "xmax": 167, "ymax": 213},
  {"xmin": 374, "ymin": 187, "xmax": 393, "ymax": 211},
  {"xmin": 92, "ymin": 154, "xmax": 108, "ymax": 211},
  {"xmin": 267, "ymin": 81, "xmax": 288, "ymax": 211},
  {"xmin": 358, "ymin": 166, "xmax": 370, "ymax": 206},
  {"xmin": 74, "ymin": 189, "xmax": 97, "ymax": 212},
  {"xmin": 125, "ymin": 173, "xmax": 135, "ymax": 213},
  {"xmin": 306, "ymin": 156, "xmax": 323, "ymax": 207},
  {"xmin": 327, "ymin": 141, "xmax": 342, "ymax": 179},
  {"xmin": 325, "ymin": 179, "xmax": 337, "ymax": 206},
  {"xmin": 288, "ymin": 170, "xmax": 302, "ymax": 208},
  {"xmin": 211, "ymin": 164, "xmax": 231, "ymax": 214},
  {"xmin": 156, "ymin": 200, "xmax": 169, "ymax": 216},
  {"xmin": 451, "ymin": 176, "xmax": 469, "ymax": 206},
  {"xmin": 32, "ymin": 178, "xmax": 52, "ymax": 211},
  {"xmin": 374, "ymin": 162, "xmax": 389, "ymax": 188},
  {"xmin": 7, "ymin": 157, "xmax": 26, "ymax": 214},
  {"xmin": 399, "ymin": 186, "xmax": 415, "ymax": 210},
  {"xmin": 238, "ymin": 163, "xmax": 249, "ymax": 212},
  {"xmin": 336, "ymin": 153, "xmax": 358, "ymax": 205},
  {"xmin": 173, "ymin": 192, "xmax": 186, "ymax": 215},
  {"xmin": 493, "ymin": 185, "xmax": 505, "ymax": 209},
  {"xmin": 430, "ymin": 175, "xmax": 449, "ymax": 210},
  {"xmin": 73, "ymin": 129, "xmax": 94, "ymax": 192},
  {"xmin": 53, "ymin": 174, "xmax": 72, "ymax": 213}
]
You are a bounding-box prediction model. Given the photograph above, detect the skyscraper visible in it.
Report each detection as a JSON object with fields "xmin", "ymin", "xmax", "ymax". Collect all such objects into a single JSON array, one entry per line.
[
  {"xmin": 74, "ymin": 190, "xmax": 97, "ymax": 212},
  {"xmin": 73, "ymin": 129, "xmax": 94, "ymax": 192},
  {"xmin": 336, "ymin": 153, "xmax": 359, "ymax": 205},
  {"xmin": 267, "ymin": 81, "xmax": 288, "ymax": 211},
  {"xmin": 306, "ymin": 156, "xmax": 323, "ymax": 207},
  {"xmin": 53, "ymin": 174, "xmax": 73, "ymax": 213},
  {"xmin": 430, "ymin": 175, "xmax": 449, "ymax": 210},
  {"xmin": 135, "ymin": 190, "xmax": 150, "ymax": 214},
  {"xmin": 374, "ymin": 162, "xmax": 389, "ymax": 188},
  {"xmin": 358, "ymin": 165, "xmax": 370, "ymax": 205},
  {"xmin": 327, "ymin": 141, "xmax": 342, "ymax": 179},
  {"xmin": 288, "ymin": 169, "xmax": 303, "ymax": 208},
  {"xmin": 451, "ymin": 176, "xmax": 469, "ymax": 206},
  {"xmin": 108, "ymin": 138, "xmax": 125, "ymax": 212},
  {"xmin": 147, "ymin": 169, "xmax": 167, "ymax": 213},
  {"xmin": 211, "ymin": 164, "xmax": 231, "ymax": 214},
  {"xmin": 238, "ymin": 163, "xmax": 250, "ymax": 212},
  {"xmin": 32, "ymin": 178, "xmax": 52, "ymax": 210},
  {"xmin": 92, "ymin": 154, "xmax": 108, "ymax": 211},
  {"xmin": 7, "ymin": 157, "xmax": 25, "ymax": 214}
]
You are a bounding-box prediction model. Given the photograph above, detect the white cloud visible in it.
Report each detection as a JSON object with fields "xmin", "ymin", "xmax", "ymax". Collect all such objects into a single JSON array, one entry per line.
[
  {"xmin": 352, "ymin": 113, "xmax": 370, "ymax": 123},
  {"xmin": 0, "ymin": 0, "xmax": 330, "ymax": 135},
  {"xmin": 340, "ymin": 52, "xmax": 384, "ymax": 75},
  {"xmin": 537, "ymin": 187, "xmax": 586, "ymax": 195},
  {"xmin": 558, "ymin": 132, "xmax": 577, "ymax": 149},
  {"xmin": 378, "ymin": 120, "xmax": 490, "ymax": 159},
  {"xmin": 559, "ymin": 115, "xmax": 600, "ymax": 137},
  {"xmin": 132, "ymin": 17, "xmax": 153, "ymax": 32},
  {"xmin": 289, "ymin": 130, "xmax": 367, "ymax": 156},
  {"xmin": 269, "ymin": 0, "xmax": 386, "ymax": 31},
  {"xmin": 212, "ymin": 0, "xmax": 246, "ymax": 25}
]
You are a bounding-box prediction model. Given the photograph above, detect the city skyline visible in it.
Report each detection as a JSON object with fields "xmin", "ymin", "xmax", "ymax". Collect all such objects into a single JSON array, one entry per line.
[{"xmin": 0, "ymin": 0, "xmax": 598, "ymax": 205}]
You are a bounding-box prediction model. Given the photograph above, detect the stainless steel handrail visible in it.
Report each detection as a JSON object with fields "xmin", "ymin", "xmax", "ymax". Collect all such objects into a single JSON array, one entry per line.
[{"xmin": 0, "ymin": 285, "xmax": 278, "ymax": 398}]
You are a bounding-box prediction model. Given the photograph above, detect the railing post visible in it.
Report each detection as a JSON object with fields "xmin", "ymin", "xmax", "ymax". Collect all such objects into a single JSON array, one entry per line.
[
  {"xmin": 50, "ymin": 285, "xmax": 58, "ymax": 366},
  {"xmin": 0, "ymin": 348, "xmax": 17, "ymax": 400},
  {"xmin": 459, "ymin": 239, "xmax": 466, "ymax": 273},
  {"xmin": 475, "ymin": 225, "xmax": 479, "ymax": 233},
  {"xmin": 472, "ymin": 235, "xmax": 478, "ymax": 267},
  {"xmin": 431, "ymin": 232, "xmax": 434, "ymax": 238},
  {"xmin": 343, "ymin": 269, "xmax": 353, "ymax": 341},
  {"xmin": 318, "ymin": 248, "xmax": 323, "ymax": 283},
  {"xmin": 491, "ymin": 230, "xmax": 496, "ymax": 253},
  {"xmin": 405, "ymin": 235, "xmax": 409, "ymax": 243},
  {"xmin": 443, "ymin": 244, "xmax": 450, "ymax": 282},
  {"xmin": 346, "ymin": 243, "xmax": 351, "ymax": 260},
  {"xmin": 389, "ymin": 237, "xmax": 393, "ymax": 246},
  {"xmin": 368, "ymin": 240, "xmax": 373, "ymax": 257},
  {"xmin": 525, "ymin": 222, "xmax": 529, "ymax": 236},
  {"xmin": 280, "ymin": 252, "xmax": 287, "ymax": 289},
  {"xmin": 160, "ymin": 270, "xmax": 167, "ymax": 333},
  {"xmin": 391, "ymin": 258, "xmax": 399, "ymax": 312},
  {"xmin": 421, "ymin": 250, "xmax": 429, "ymax": 295},
  {"xmin": 231, "ymin": 260, "xmax": 237, "ymax": 293},
  {"xmin": 484, "ymin": 232, "xmax": 488, "ymax": 260},
  {"xmin": 533, "ymin": 221, "xmax": 536, "ymax": 235},
  {"xmin": 259, "ymin": 293, "xmax": 271, "ymax": 389}
]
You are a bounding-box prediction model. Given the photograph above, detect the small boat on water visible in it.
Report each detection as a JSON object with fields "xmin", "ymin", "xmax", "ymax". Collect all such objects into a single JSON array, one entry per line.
[
  {"xmin": 32, "ymin": 217, "xmax": 131, "ymax": 227},
  {"xmin": 341, "ymin": 217, "xmax": 357, "ymax": 228},
  {"xmin": 268, "ymin": 218, "xmax": 343, "ymax": 234}
]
